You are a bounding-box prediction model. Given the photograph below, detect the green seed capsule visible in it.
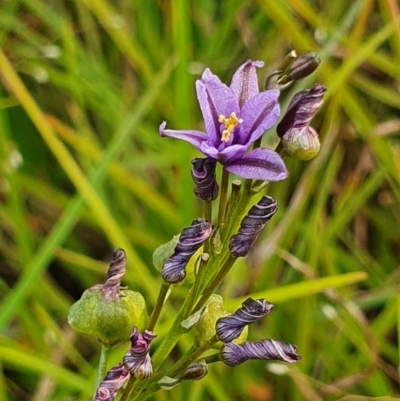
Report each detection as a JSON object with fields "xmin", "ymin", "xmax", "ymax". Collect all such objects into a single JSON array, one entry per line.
[{"xmin": 68, "ymin": 289, "xmax": 148, "ymax": 343}]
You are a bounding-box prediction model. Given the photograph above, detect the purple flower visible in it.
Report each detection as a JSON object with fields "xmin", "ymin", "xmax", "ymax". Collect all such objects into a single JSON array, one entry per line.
[
  {"xmin": 94, "ymin": 363, "xmax": 130, "ymax": 401},
  {"xmin": 160, "ymin": 61, "xmax": 287, "ymax": 182},
  {"xmin": 216, "ymin": 298, "xmax": 274, "ymax": 343},
  {"xmin": 221, "ymin": 339, "xmax": 300, "ymax": 367},
  {"xmin": 162, "ymin": 218, "xmax": 212, "ymax": 284},
  {"xmin": 123, "ymin": 327, "xmax": 157, "ymax": 379}
]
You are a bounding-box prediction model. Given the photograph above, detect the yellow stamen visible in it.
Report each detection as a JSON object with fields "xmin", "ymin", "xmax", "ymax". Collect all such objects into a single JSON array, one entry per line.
[{"xmin": 218, "ymin": 112, "xmax": 242, "ymax": 142}]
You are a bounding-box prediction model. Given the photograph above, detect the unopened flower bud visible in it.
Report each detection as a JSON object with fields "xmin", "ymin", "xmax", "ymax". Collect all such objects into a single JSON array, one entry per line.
[
  {"xmin": 221, "ymin": 339, "xmax": 300, "ymax": 367},
  {"xmin": 191, "ymin": 157, "xmax": 219, "ymax": 201},
  {"xmin": 68, "ymin": 250, "xmax": 148, "ymax": 343},
  {"xmin": 180, "ymin": 360, "xmax": 208, "ymax": 381},
  {"xmin": 277, "ymin": 84, "xmax": 326, "ymax": 160},
  {"xmin": 94, "ymin": 363, "xmax": 130, "ymax": 401},
  {"xmin": 265, "ymin": 51, "xmax": 320, "ymax": 90},
  {"xmin": 216, "ymin": 298, "xmax": 274, "ymax": 343},
  {"xmin": 229, "ymin": 196, "xmax": 278, "ymax": 257},
  {"xmin": 123, "ymin": 327, "xmax": 157, "ymax": 380},
  {"xmin": 289, "ymin": 52, "xmax": 320, "ymax": 81},
  {"xmin": 162, "ymin": 218, "xmax": 212, "ymax": 284}
]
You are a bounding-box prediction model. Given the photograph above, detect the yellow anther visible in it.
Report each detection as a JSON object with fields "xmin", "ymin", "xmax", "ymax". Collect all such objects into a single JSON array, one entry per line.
[{"xmin": 218, "ymin": 112, "xmax": 242, "ymax": 142}]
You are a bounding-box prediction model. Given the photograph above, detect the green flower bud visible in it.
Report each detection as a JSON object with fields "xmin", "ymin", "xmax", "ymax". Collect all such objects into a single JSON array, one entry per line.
[
  {"xmin": 68, "ymin": 289, "xmax": 148, "ymax": 343},
  {"xmin": 194, "ymin": 294, "xmax": 247, "ymax": 348},
  {"xmin": 282, "ymin": 126, "xmax": 321, "ymax": 160}
]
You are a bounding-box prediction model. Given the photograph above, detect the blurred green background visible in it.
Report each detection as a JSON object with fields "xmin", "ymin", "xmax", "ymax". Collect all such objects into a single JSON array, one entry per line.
[{"xmin": 0, "ymin": 0, "xmax": 399, "ymax": 400}]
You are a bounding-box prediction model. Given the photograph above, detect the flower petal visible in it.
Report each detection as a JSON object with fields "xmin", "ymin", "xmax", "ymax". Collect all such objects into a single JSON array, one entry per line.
[
  {"xmin": 218, "ymin": 144, "xmax": 248, "ymax": 162},
  {"xmin": 224, "ymin": 148, "xmax": 287, "ymax": 181},
  {"xmin": 230, "ymin": 60, "xmax": 264, "ymax": 108},
  {"xmin": 159, "ymin": 122, "xmax": 206, "ymax": 150},
  {"xmin": 196, "ymin": 69, "xmax": 239, "ymax": 144},
  {"xmin": 238, "ymin": 90, "xmax": 280, "ymax": 144}
]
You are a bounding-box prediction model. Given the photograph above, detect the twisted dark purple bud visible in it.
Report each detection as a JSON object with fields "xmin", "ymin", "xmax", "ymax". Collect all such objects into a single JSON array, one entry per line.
[
  {"xmin": 162, "ymin": 218, "xmax": 212, "ymax": 283},
  {"xmin": 221, "ymin": 339, "xmax": 300, "ymax": 367},
  {"xmin": 123, "ymin": 327, "xmax": 157, "ymax": 379},
  {"xmin": 94, "ymin": 363, "xmax": 130, "ymax": 401},
  {"xmin": 89, "ymin": 248, "xmax": 127, "ymax": 300},
  {"xmin": 216, "ymin": 298, "xmax": 274, "ymax": 343},
  {"xmin": 191, "ymin": 157, "xmax": 219, "ymax": 201},
  {"xmin": 229, "ymin": 196, "xmax": 278, "ymax": 257},
  {"xmin": 277, "ymin": 84, "xmax": 326, "ymax": 160}
]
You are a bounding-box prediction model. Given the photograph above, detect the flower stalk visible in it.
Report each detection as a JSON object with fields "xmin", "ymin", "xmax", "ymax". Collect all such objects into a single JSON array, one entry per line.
[
  {"xmin": 217, "ymin": 168, "xmax": 230, "ymax": 226},
  {"xmin": 94, "ymin": 342, "xmax": 113, "ymax": 398}
]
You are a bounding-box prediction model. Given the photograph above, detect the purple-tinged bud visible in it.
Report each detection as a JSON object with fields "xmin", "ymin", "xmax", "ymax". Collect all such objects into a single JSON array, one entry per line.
[
  {"xmin": 180, "ymin": 360, "xmax": 208, "ymax": 381},
  {"xmin": 191, "ymin": 157, "xmax": 219, "ymax": 201},
  {"xmin": 220, "ymin": 339, "xmax": 300, "ymax": 367},
  {"xmin": 123, "ymin": 327, "xmax": 157, "ymax": 379},
  {"xmin": 289, "ymin": 52, "xmax": 320, "ymax": 81},
  {"xmin": 277, "ymin": 84, "xmax": 326, "ymax": 160},
  {"xmin": 229, "ymin": 196, "xmax": 278, "ymax": 257},
  {"xmin": 162, "ymin": 218, "xmax": 212, "ymax": 284},
  {"xmin": 94, "ymin": 363, "xmax": 130, "ymax": 401},
  {"xmin": 158, "ymin": 360, "xmax": 208, "ymax": 390},
  {"xmin": 133, "ymin": 354, "xmax": 153, "ymax": 380},
  {"xmin": 216, "ymin": 298, "xmax": 274, "ymax": 343}
]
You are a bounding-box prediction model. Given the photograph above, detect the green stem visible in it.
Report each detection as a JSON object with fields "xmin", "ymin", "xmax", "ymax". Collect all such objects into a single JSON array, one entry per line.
[
  {"xmin": 204, "ymin": 200, "xmax": 212, "ymax": 223},
  {"xmin": 189, "ymin": 254, "xmax": 209, "ymax": 310},
  {"xmin": 202, "ymin": 352, "xmax": 221, "ymax": 364},
  {"xmin": 204, "ymin": 200, "xmax": 212, "ymax": 254},
  {"xmin": 119, "ymin": 376, "xmax": 137, "ymax": 401},
  {"xmin": 168, "ymin": 335, "xmax": 217, "ymax": 378},
  {"xmin": 217, "ymin": 168, "xmax": 229, "ymax": 227},
  {"xmin": 94, "ymin": 342, "xmax": 112, "ymax": 398},
  {"xmin": 193, "ymin": 253, "xmax": 237, "ymax": 313},
  {"xmin": 147, "ymin": 283, "xmax": 170, "ymax": 331},
  {"xmin": 220, "ymin": 180, "xmax": 242, "ymax": 242},
  {"xmin": 225, "ymin": 178, "xmax": 255, "ymax": 241},
  {"xmin": 150, "ymin": 283, "xmax": 198, "ymax": 369}
]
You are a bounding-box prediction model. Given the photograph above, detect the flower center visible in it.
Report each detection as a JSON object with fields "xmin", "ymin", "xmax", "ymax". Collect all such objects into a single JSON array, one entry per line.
[{"xmin": 218, "ymin": 112, "xmax": 243, "ymax": 142}]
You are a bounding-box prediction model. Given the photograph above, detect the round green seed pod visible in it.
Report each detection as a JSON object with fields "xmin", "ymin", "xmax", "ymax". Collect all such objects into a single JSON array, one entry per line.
[
  {"xmin": 194, "ymin": 294, "xmax": 247, "ymax": 348},
  {"xmin": 68, "ymin": 289, "xmax": 148, "ymax": 344}
]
